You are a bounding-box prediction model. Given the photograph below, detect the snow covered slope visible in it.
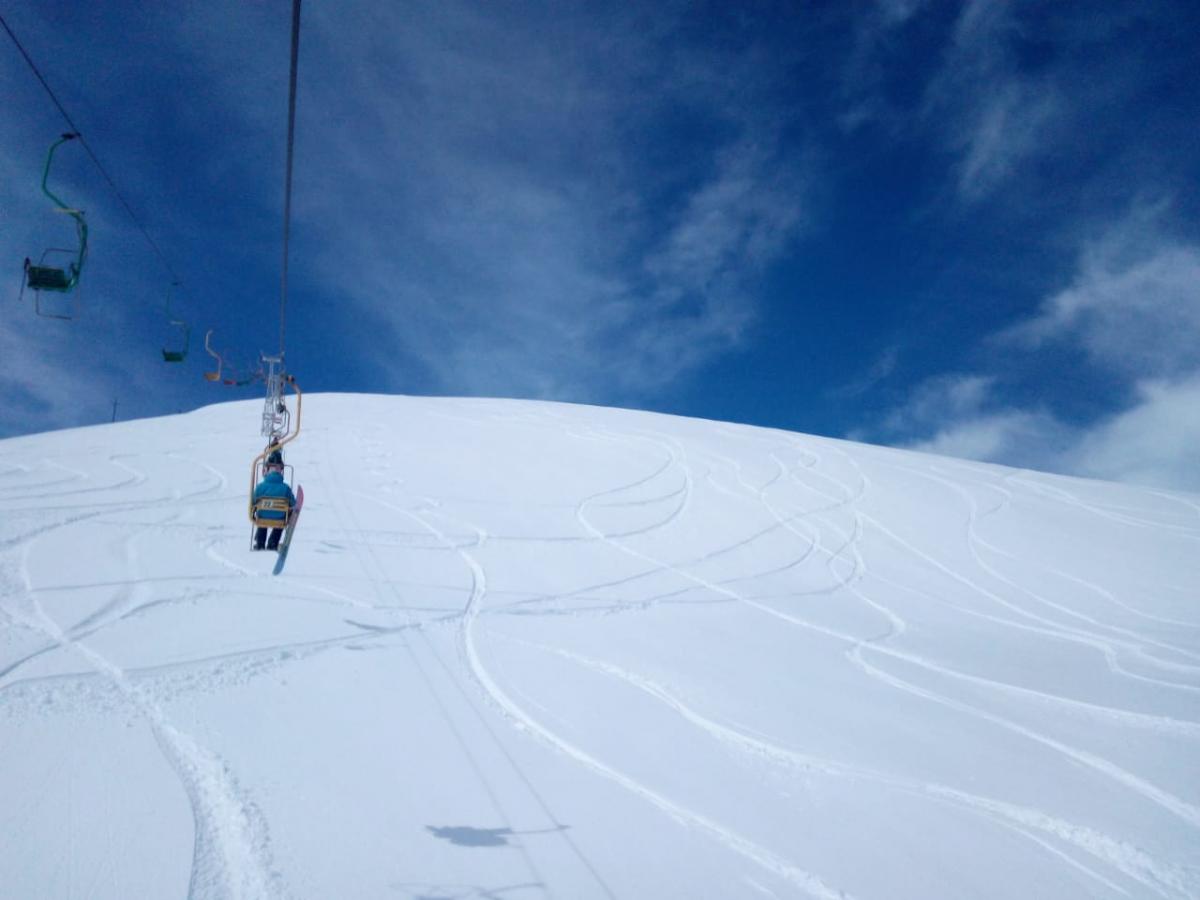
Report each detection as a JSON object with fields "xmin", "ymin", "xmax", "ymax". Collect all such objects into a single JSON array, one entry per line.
[{"xmin": 1, "ymin": 394, "xmax": 1197, "ymax": 900}]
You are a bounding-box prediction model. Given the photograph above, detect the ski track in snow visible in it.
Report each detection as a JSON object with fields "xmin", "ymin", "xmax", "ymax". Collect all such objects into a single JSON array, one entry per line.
[
  {"xmin": 322, "ymin": 430, "xmax": 597, "ymax": 899},
  {"xmin": 777, "ymin": 445, "xmax": 1200, "ymax": 832},
  {"xmin": 403, "ymin": 498, "xmax": 856, "ymax": 900},
  {"xmin": 0, "ymin": 450, "xmax": 284, "ymax": 900},
  {"xmin": 558, "ymin": 425, "xmax": 1200, "ymax": 896},
  {"xmin": 506, "ymin": 637, "xmax": 1192, "ymax": 900},
  {"xmin": 320, "ymin": 419, "xmax": 855, "ymax": 896},
  {"xmin": 887, "ymin": 460, "xmax": 1200, "ymax": 675},
  {"xmin": 2, "ymin": 401, "xmax": 1197, "ymax": 899}
]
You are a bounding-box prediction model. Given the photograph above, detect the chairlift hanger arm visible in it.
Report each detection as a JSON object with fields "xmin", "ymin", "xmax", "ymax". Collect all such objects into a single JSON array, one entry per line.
[
  {"xmin": 203, "ymin": 329, "xmax": 223, "ymax": 381},
  {"xmin": 264, "ymin": 375, "xmax": 302, "ymax": 453},
  {"xmin": 40, "ymin": 133, "xmax": 77, "ymax": 208},
  {"xmin": 36, "ymin": 134, "xmax": 87, "ymax": 283}
]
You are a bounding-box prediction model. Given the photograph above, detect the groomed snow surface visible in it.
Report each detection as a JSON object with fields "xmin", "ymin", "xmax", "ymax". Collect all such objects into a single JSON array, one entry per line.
[{"xmin": 1, "ymin": 394, "xmax": 1197, "ymax": 900}]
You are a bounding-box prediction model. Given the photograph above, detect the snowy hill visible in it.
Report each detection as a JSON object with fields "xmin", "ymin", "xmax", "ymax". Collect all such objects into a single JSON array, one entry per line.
[{"xmin": 1, "ymin": 393, "xmax": 1197, "ymax": 900}]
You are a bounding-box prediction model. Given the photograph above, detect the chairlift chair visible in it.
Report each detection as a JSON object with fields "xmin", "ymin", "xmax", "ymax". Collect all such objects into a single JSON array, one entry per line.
[
  {"xmin": 21, "ymin": 249, "xmax": 82, "ymax": 320},
  {"xmin": 161, "ymin": 284, "xmax": 190, "ymax": 362},
  {"xmin": 20, "ymin": 134, "xmax": 87, "ymax": 320},
  {"xmin": 249, "ymin": 453, "xmax": 296, "ymax": 546},
  {"xmin": 162, "ymin": 322, "xmax": 190, "ymax": 362},
  {"xmin": 203, "ymin": 329, "xmax": 223, "ymax": 381}
]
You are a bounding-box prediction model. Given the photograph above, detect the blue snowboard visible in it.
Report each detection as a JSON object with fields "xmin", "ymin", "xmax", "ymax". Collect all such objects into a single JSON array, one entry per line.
[{"xmin": 272, "ymin": 485, "xmax": 304, "ymax": 575}]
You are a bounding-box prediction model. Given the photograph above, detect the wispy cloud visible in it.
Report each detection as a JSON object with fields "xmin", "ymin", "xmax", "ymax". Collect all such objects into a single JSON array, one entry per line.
[
  {"xmin": 877, "ymin": 0, "xmax": 929, "ymax": 27},
  {"xmin": 924, "ymin": 1, "xmax": 1061, "ymax": 202},
  {"xmin": 288, "ymin": 1, "xmax": 810, "ymax": 405},
  {"xmin": 865, "ymin": 207, "xmax": 1200, "ymax": 490},
  {"xmin": 1068, "ymin": 375, "xmax": 1200, "ymax": 490},
  {"xmin": 1004, "ymin": 205, "xmax": 1200, "ymax": 377},
  {"xmin": 838, "ymin": 0, "xmax": 1059, "ymax": 201},
  {"xmin": 884, "ymin": 372, "xmax": 994, "ymax": 432},
  {"xmin": 863, "ymin": 371, "xmax": 1073, "ymax": 473},
  {"xmin": 0, "ymin": 323, "xmax": 118, "ymax": 435},
  {"xmin": 830, "ymin": 345, "xmax": 900, "ymax": 400},
  {"xmin": 952, "ymin": 82, "xmax": 1058, "ymax": 202},
  {"xmin": 895, "ymin": 372, "xmax": 1200, "ymax": 492}
]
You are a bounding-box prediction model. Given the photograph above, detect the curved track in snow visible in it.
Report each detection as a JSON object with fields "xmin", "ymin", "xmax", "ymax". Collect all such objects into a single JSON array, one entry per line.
[{"xmin": 1, "ymin": 397, "xmax": 1197, "ymax": 899}]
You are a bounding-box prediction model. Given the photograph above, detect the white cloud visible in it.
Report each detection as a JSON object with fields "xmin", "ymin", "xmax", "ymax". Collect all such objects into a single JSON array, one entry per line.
[
  {"xmin": 0, "ymin": 324, "xmax": 116, "ymax": 435},
  {"xmin": 879, "ymin": 374, "xmax": 1073, "ymax": 473},
  {"xmin": 1068, "ymin": 375, "xmax": 1200, "ymax": 491},
  {"xmin": 877, "ymin": 0, "xmax": 928, "ymax": 26},
  {"xmin": 839, "ymin": 0, "xmax": 1063, "ymax": 199},
  {"xmin": 646, "ymin": 140, "xmax": 806, "ymax": 294},
  {"xmin": 872, "ymin": 209, "xmax": 1200, "ymax": 491},
  {"xmin": 289, "ymin": 1, "xmax": 809, "ymax": 405},
  {"xmin": 884, "ymin": 373, "xmax": 993, "ymax": 432},
  {"xmin": 918, "ymin": 1, "xmax": 1061, "ymax": 202},
  {"xmin": 888, "ymin": 373, "xmax": 1200, "ymax": 491},
  {"xmin": 906, "ymin": 412, "xmax": 1016, "ymax": 460},
  {"xmin": 831, "ymin": 345, "xmax": 900, "ymax": 399},
  {"xmin": 905, "ymin": 408, "xmax": 1075, "ymax": 474},
  {"xmin": 1007, "ymin": 219, "xmax": 1200, "ymax": 377},
  {"xmin": 955, "ymin": 83, "xmax": 1058, "ymax": 201}
]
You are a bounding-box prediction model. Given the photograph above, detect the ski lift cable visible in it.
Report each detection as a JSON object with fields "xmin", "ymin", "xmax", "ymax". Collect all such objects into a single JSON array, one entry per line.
[
  {"xmin": 0, "ymin": 10, "xmax": 183, "ymax": 287},
  {"xmin": 278, "ymin": 0, "xmax": 302, "ymax": 362}
]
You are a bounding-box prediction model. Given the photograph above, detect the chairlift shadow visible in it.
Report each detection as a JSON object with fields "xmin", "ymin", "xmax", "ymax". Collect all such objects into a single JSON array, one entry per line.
[{"xmin": 425, "ymin": 824, "xmax": 569, "ymax": 848}]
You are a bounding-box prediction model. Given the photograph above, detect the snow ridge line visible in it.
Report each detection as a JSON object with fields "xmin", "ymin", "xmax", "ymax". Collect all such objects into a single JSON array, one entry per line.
[
  {"xmin": 516, "ymin": 638, "xmax": 1192, "ymax": 899},
  {"xmin": 404, "ymin": 503, "xmax": 855, "ymax": 900},
  {"xmin": 4, "ymin": 492, "xmax": 283, "ymax": 900}
]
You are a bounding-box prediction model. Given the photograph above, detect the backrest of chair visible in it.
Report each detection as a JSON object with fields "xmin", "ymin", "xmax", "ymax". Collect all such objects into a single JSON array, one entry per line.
[{"xmin": 250, "ymin": 496, "xmax": 290, "ymax": 526}]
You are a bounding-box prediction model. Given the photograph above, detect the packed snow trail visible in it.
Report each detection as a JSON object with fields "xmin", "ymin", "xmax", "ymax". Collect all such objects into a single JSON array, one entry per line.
[{"xmin": 1, "ymin": 394, "xmax": 1198, "ymax": 899}]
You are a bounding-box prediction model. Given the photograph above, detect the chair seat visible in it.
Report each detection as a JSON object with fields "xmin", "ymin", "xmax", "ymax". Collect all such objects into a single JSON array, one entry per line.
[{"xmin": 27, "ymin": 265, "xmax": 73, "ymax": 291}]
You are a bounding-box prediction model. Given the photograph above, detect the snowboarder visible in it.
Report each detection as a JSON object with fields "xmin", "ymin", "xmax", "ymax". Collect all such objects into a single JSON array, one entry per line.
[{"xmin": 253, "ymin": 449, "xmax": 296, "ymax": 551}]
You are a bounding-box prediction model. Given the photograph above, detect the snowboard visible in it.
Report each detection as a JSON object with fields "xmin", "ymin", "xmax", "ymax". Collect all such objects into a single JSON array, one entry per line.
[{"xmin": 272, "ymin": 485, "xmax": 304, "ymax": 575}]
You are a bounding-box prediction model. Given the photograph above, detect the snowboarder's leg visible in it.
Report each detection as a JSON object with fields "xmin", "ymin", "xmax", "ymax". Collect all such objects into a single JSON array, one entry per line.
[
  {"xmin": 254, "ymin": 527, "xmax": 267, "ymax": 550},
  {"xmin": 267, "ymin": 527, "xmax": 283, "ymax": 551}
]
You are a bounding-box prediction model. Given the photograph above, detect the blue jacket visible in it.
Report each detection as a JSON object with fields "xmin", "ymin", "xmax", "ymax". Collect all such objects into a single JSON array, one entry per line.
[{"xmin": 253, "ymin": 470, "xmax": 296, "ymax": 522}]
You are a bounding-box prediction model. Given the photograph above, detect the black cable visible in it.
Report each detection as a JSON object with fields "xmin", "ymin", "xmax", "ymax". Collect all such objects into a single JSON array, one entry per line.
[
  {"xmin": 0, "ymin": 10, "xmax": 182, "ymax": 286},
  {"xmin": 278, "ymin": 0, "xmax": 302, "ymax": 360}
]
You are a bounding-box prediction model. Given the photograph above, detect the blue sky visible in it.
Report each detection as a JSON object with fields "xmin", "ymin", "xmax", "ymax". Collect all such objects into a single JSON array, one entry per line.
[{"xmin": 2, "ymin": 1, "xmax": 1198, "ymax": 489}]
